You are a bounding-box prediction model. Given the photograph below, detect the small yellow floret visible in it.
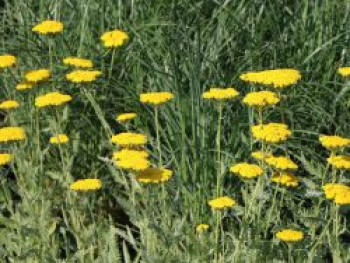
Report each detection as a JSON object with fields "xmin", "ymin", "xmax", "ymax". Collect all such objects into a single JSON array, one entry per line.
[
  {"xmin": 276, "ymin": 229, "xmax": 304, "ymax": 242},
  {"xmin": 100, "ymin": 30, "xmax": 129, "ymax": 48},
  {"xmin": 63, "ymin": 57, "xmax": 93, "ymax": 68},
  {"xmin": 271, "ymin": 173, "xmax": 299, "ymax": 187},
  {"xmin": 202, "ymin": 87, "xmax": 239, "ymax": 100},
  {"xmin": 35, "ymin": 92, "xmax": 72, "ymax": 107},
  {"xmin": 240, "ymin": 69, "xmax": 301, "ymax": 88},
  {"xmin": 111, "ymin": 132, "xmax": 147, "ymax": 147},
  {"xmin": 116, "ymin": 113, "xmax": 136, "ymax": 122},
  {"xmin": 230, "ymin": 162, "xmax": 263, "ymax": 179},
  {"xmin": 0, "ymin": 153, "xmax": 12, "ymax": 166},
  {"xmin": 49, "ymin": 134, "xmax": 69, "ymax": 144},
  {"xmin": 0, "ymin": 55, "xmax": 16, "ymax": 68},
  {"xmin": 136, "ymin": 168, "xmax": 173, "ymax": 183},
  {"xmin": 319, "ymin": 135, "xmax": 350, "ymax": 150},
  {"xmin": 242, "ymin": 91, "xmax": 280, "ymax": 107},
  {"xmin": 327, "ymin": 155, "xmax": 350, "ymax": 170},
  {"xmin": 140, "ymin": 92, "xmax": 174, "ymax": 105},
  {"xmin": 24, "ymin": 69, "xmax": 50, "ymax": 83},
  {"xmin": 208, "ymin": 196, "xmax": 236, "ymax": 210},
  {"xmin": 338, "ymin": 67, "xmax": 350, "ymax": 77},
  {"xmin": 251, "ymin": 123, "xmax": 291, "ymax": 144},
  {"xmin": 69, "ymin": 179, "xmax": 102, "ymax": 191},
  {"xmin": 66, "ymin": 70, "xmax": 102, "ymax": 83},
  {"xmin": 0, "ymin": 127, "xmax": 26, "ymax": 142},
  {"xmin": 32, "ymin": 20, "xmax": 63, "ymax": 34},
  {"xmin": 16, "ymin": 82, "xmax": 34, "ymax": 91},
  {"xmin": 0, "ymin": 100, "xmax": 20, "ymax": 110}
]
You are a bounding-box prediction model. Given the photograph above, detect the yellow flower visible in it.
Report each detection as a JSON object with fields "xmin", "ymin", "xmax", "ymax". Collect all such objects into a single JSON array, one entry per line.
[
  {"xmin": 322, "ymin": 183, "xmax": 350, "ymax": 200},
  {"xmin": 16, "ymin": 82, "xmax": 34, "ymax": 91},
  {"xmin": 202, "ymin": 87, "xmax": 239, "ymax": 100},
  {"xmin": 334, "ymin": 191, "xmax": 350, "ymax": 205},
  {"xmin": 0, "ymin": 127, "xmax": 25, "ymax": 142},
  {"xmin": 271, "ymin": 173, "xmax": 299, "ymax": 187},
  {"xmin": 208, "ymin": 196, "xmax": 236, "ymax": 210},
  {"xmin": 113, "ymin": 149, "xmax": 149, "ymax": 160},
  {"xmin": 251, "ymin": 151, "xmax": 273, "ymax": 160},
  {"xmin": 35, "ymin": 92, "xmax": 72, "ymax": 107},
  {"xmin": 242, "ymin": 91, "xmax": 280, "ymax": 107},
  {"xmin": 140, "ymin": 92, "xmax": 174, "ymax": 106},
  {"xmin": 116, "ymin": 113, "xmax": 136, "ymax": 122},
  {"xmin": 136, "ymin": 168, "xmax": 173, "ymax": 183},
  {"xmin": 327, "ymin": 155, "xmax": 350, "ymax": 170},
  {"xmin": 111, "ymin": 132, "xmax": 147, "ymax": 147},
  {"xmin": 196, "ymin": 224, "xmax": 209, "ymax": 234},
  {"xmin": 100, "ymin": 30, "xmax": 129, "ymax": 48},
  {"xmin": 0, "ymin": 153, "xmax": 12, "ymax": 166},
  {"xmin": 69, "ymin": 179, "xmax": 102, "ymax": 191},
  {"xmin": 49, "ymin": 134, "xmax": 69, "ymax": 144},
  {"xmin": 0, "ymin": 55, "xmax": 16, "ymax": 68},
  {"xmin": 115, "ymin": 156, "xmax": 150, "ymax": 171},
  {"xmin": 338, "ymin": 67, "xmax": 350, "ymax": 77},
  {"xmin": 66, "ymin": 70, "xmax": 102, "ymax": 83},
  {"xmin": 32, "ymin": 20, "xmax": 63, "ymax": 34},
  {"xmin": 319, "ymin": 135, "xmax": 350, "ymax": 150},
  {"xmin": 230, "ymin": 162, "xmax": 263, "ymax": 179},
  {"xmin": 24, "ymin": 69, "xmax": 50, "ymax": 83},
  {"xmin": 276, "ymin": 229, "xmax": 304, "ymax": 242},
  {"xmin": 251, "ymin": 123, "xmax": 291, "ymax": 144},
  {"xmin": 63, "ymin": 57, "xmax": 93, "ymax": 68},
  {"xmin": 0, "ymin": 100, "xmax": 20, "ymax": 110},
  {"xmin": 240, "ymin": 69, "xmax": 301, "ymax": 88},
  {"xmin": 266, "ymin": 156, "xmax": 298, "ymax": 170}
]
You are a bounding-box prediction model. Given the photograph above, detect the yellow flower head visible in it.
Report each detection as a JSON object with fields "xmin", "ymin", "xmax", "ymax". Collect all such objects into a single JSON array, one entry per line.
[
  {"xmin": 319, "ymin": 135, "xmax": 350, "ymax": 150},
  {"xmin": 322, "ymin": 183, "xmax": 350, "ymax": 200},
  {"xmin": 116, "ymin": 113, "xmax": 137, "ymax": 122},
  {"xmin": 24, "ymin": 69, "xmax": 50, "ymax": 83},
  {"xmin": 196, "ymin": 224, "xmax": 209, "ymax": 234},
  {"xmin": 115, "ymin": 156, "xmax": 150, "ymax": 171},
  {"xmin": 276, "ymin": 229, "xmax": 304, "ymax": 242},
  {"xmin": 49, "ymin": 134, "xmax": 69, "ymax": 144},
  {"xmin": 16, "ymin": 82, "xmax": 34, "ymax": 91},
  {"xmin": 338, "ymin": 67, "xmax": 350, "ymax": 77},
  {"xmin": 251, "ymin": 123, "xmax": 291, "ymax": 144},
  {"xmin": 100, "ymin": 30, "xmax": 129, "ymax": 48},
  {"xmin": 35, "ymin": 92, "xmax": 72, "ymax": 108},
  {"xmin": 240, "ymin": 69, "xmax": 301, "ymax": 88},
  {"xmin": 334, "ymin": 191, "xmax": 350, "ymax": 205},
  {"xmin": 0, "ymin": 153, "xmax": 12, "ymax": 166},
  {"xmin": 202, "ymin": 87, "xmax": 239, "ymax": 100},
  {"xmin": 327, "ymin": 155, "xmax": 350, "ymax": 170},
  {"xmin": 230, "ymin": 162, "xmax": 263, "ymax": 179},
  {"xmin": 32, "ymin": 20, "xmax": 63, "ymax": 35},
  {"xmin": 0, "ymin": 100, "xmax": 20, "ymax": 110},
  {"xmin": 113, "ymin": 149, "xmax": 149, "ymax": 160},
  {"xmin": 111, "ymin": 132, "xmax": 147, "ymax": 147},
  {"xmin": 271, "ymin": 173, "xmax": 299, "ymax": 187},
  {"xmin": 136, "ymin": 168, "xmax": 173, "ymax": 183},
  {"xmin": 0, "ymin": 55, "xmax": 16, "ymax": 68},
  {"xmin": 242, "ymin": 91, "xmax": 280, "ymax": 107},
  {"xmin": 266, "ymin": 156, "xmax": 298, "ymax": 170},
  {"xmin": 66, "ymin": 70, "xmax": 102, "ymax": 83},
  {"xmin": 208, "ymin": 196, "xmax": 236, "ymax": 210},
  {"xmin": 251, "ymin": 151, "xmax": 273, "ymax": 160},
  {"xmin": 69, "ymin": 179, "xmax": 102, "ymax": 191},
  {"xmin": 63, "ymin": 57, "xmax": 93, "ymax": 68},
  {"xmin": 140, "ymin": 92, "xmax": 174, "ymax": 106},
  {"xmin": 0, "ymin": 127, "xmax": 25, "ymax": 142}
]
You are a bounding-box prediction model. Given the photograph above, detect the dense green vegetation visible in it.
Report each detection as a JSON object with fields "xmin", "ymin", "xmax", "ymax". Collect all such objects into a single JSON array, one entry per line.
[{"xmin": 0, "ymin": 0, "xmax": 349, "ymax": 262}]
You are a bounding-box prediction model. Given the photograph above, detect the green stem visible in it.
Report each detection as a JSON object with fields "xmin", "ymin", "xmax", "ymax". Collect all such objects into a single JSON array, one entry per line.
[
  {"xmin": 155, "ymin": 107, "xmax": 162, "ymax": 167},
  {"xmin": 48, "ymin": 37, "xmax": 53, "ymax": 72},
  {"xmin": 216, "ymin": 103, "xmax": 223, "ymax": 197},
  {"xmin": 108, "ymin": 48, "xmax": 116, "ymax": 82},
  {"xmin": 215, "ymin": 210, "xmax": 221, "ymax": 263}
]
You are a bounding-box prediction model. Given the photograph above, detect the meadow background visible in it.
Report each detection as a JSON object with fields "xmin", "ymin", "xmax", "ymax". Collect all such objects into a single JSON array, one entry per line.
[{"xmin": 0, "ymin": 0, "xmax": 350, "ymax": 262}]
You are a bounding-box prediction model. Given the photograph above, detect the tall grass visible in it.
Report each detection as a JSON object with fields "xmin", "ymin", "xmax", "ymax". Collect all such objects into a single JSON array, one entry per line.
[{"xmin": 0, "ymin": 0, "xmax": 349, "ymax": 262}]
